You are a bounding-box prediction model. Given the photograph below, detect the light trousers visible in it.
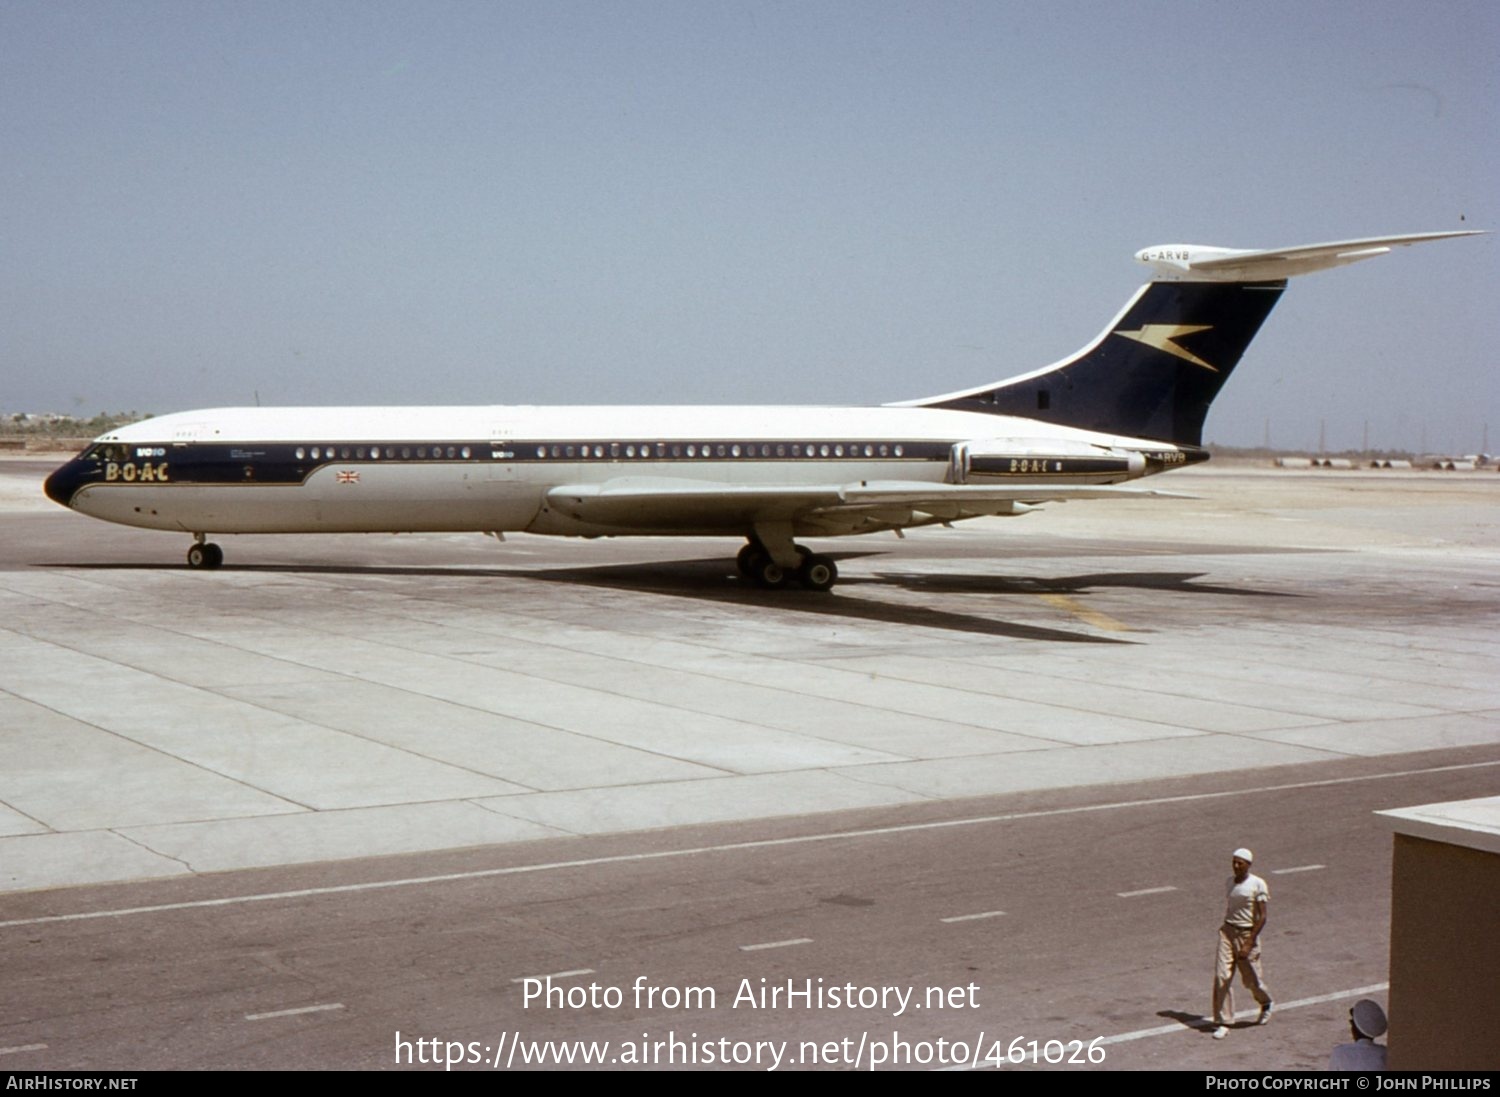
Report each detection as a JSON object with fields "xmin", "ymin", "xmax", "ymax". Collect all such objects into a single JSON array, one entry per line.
[{"xmin": 1214, "ymin": 923, "xmax": 1271, "ymax": 1025}]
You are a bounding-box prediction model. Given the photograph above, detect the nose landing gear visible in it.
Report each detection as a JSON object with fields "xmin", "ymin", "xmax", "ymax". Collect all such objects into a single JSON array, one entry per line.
[{"xmin": 187, "ymin": 536, "xmax": 223, "ymax": 569}]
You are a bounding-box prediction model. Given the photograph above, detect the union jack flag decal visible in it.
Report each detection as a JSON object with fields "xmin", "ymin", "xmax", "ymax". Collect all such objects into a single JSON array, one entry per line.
[{"xmin": 336, "ymin": 470, "xmax": 360, "ymax": 484}]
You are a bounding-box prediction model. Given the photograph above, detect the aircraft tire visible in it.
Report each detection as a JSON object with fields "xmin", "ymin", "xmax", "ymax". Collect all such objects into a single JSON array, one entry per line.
[
  {"xmin": 797, "ymin": 554, "xmax": 838, "ymax": 592},
  {"xmin": 736, "ymin": 543, "xmax": 760, "ymax": 578},
  {"xmin": 752, "ymin": 557, "xmax": 788, "ymax": 590},
  {"xmin": 187, "ymin": 542, "xmax": 223, "ymax": 569}
]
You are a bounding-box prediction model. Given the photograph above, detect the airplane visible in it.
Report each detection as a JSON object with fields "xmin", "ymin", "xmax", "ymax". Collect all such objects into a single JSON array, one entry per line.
[{"xmin": 43, "ymin": 230, "xmax": 1482, "ymax": 592}]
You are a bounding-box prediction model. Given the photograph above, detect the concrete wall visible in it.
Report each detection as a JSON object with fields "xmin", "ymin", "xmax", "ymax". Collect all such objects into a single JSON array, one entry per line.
[{"xmin": 1387, "ymin": 833, "xmax": 1500, "ymax": 1070}]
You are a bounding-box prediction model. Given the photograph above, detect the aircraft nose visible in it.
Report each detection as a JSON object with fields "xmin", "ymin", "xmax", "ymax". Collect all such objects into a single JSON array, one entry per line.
[{"xmin": 43, "ymin": 460, "xmax": 83, "ymax": 507}]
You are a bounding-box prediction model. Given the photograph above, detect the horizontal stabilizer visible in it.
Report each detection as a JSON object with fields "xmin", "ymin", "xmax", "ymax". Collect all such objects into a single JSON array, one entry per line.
[{"xmin": 1136, "ymin": 230, "xmax": 1485, "ymax": 281}]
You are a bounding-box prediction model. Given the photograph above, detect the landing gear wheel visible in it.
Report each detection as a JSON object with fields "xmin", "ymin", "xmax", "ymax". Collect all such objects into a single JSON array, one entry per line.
[
  {"xmin": 736, "ymin": 543, "xmax": 761, "ymax": 578},
  {"xmin": 751, "ymin": 555, "xmax": 788, "ymax": 590},
  {"xmin": 187, "ymin": 542, "xmax": 223, "ymax": 569},
  {"xmin": 797, "ymin": 553, "xmax": 838, "ymax": 592}
]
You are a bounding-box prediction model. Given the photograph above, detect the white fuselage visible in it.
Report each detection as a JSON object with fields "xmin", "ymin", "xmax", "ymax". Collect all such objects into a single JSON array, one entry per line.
[{"xmin": 54, "ymin": 404, "xmax": 1171, "ymax": 539}]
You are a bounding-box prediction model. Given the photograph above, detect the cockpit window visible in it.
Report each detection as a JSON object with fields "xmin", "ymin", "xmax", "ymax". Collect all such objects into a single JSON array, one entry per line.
[{"xmin": 87, "ymin": 444, "xmax": 128, "ymax": 462}]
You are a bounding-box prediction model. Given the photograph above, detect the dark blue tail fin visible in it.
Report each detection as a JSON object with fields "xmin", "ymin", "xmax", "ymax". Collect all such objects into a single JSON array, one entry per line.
[{"xmin": 909, "ymin": 279, "xmax": 1286, "ymax": 447}]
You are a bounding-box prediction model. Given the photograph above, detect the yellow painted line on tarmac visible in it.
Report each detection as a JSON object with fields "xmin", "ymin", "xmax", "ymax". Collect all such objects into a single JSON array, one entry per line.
[{"xmin": 1034, "ymin": 592, "xmax": 1133, "ymax": 632}]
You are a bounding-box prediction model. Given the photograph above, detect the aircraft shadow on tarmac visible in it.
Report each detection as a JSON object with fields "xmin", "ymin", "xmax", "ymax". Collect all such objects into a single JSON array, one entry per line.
[
  {"xmin": 43, "ymin": 552, "xmax": 1300, "ymax": 644},
  {"xmin": 873, "ymin": 569, "xmax": 1304, "ymax": 599},
  {"xmin": 516, "ymin": 556, "xmax": 1136, "ymax": 643}
]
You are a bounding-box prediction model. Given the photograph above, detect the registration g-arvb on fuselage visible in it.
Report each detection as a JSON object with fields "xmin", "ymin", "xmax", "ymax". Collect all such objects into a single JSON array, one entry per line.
[{"xmin": 44, "ymin": 230, "xmax": 1481, "ymax": 592}]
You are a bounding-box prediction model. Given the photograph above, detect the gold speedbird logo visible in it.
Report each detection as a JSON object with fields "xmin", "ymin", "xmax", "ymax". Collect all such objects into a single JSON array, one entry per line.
[{"xmin": 1113, "ymin": 324, "xmax": 1217, "ymax": 371}]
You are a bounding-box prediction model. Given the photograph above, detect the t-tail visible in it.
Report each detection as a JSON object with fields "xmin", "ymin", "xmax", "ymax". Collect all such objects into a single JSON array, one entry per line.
[{"xmin": 896, "ymin": 230, "xmax": 1483, "ymax": 449}]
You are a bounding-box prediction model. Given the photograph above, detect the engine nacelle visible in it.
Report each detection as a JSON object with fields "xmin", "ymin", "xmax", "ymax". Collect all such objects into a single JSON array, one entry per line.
[{"xmin": 950, "ymin": 438, "xmax": 1146, "ymax": 484}]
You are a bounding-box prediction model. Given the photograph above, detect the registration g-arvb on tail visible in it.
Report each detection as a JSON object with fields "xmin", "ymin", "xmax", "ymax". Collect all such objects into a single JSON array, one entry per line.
[{"xmin": 44, "ymin": 230, "xmax": 1482, "ymax": 592}]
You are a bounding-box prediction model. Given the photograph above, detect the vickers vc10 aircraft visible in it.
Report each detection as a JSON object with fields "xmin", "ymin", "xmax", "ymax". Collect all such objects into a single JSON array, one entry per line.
[{"xmin": 44, "ymin": 230, "xmax": 1480, "ymax": 592}]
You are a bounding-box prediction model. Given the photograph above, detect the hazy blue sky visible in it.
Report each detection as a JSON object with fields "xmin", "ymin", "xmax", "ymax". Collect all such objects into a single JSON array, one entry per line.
[{"xmin": 3, "ymin": 1, "xmax": 1495, "ymax": 450}]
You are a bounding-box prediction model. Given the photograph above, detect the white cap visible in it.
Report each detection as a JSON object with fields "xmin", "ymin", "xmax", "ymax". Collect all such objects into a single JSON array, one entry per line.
[{"xmin": 1232, "ymin": 848, "xmax": 1254, "ymax": 863}]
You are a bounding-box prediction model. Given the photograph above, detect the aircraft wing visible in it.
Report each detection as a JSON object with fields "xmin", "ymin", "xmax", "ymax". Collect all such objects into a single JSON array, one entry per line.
[{"xmin": 544, "ymin": 477, "xmax": 1188, "ymax": 534}]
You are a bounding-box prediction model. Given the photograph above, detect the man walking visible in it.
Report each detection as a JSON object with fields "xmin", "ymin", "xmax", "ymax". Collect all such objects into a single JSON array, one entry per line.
[{"xmin": 1212, "ymin": 847, "xmax": 1272, "ymax": 1039}]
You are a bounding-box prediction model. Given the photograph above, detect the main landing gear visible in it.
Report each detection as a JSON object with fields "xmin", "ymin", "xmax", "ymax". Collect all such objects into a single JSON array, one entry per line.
[
  {"xmin": 736, "ymin": 537, "xmax": 838, "ymax": 592},
  {"xmin": 186, "ymin": 535, "xmax": 223, "ymax": 569}
]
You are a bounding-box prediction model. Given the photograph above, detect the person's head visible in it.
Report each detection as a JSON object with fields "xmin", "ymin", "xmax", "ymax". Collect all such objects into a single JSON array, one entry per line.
[
  {"xmin": 1350, "ymin": 999, "xmax": 1387, "ymax": 1042},
  {"xmin": 1231, "ymin": 848, "xmax": 1254, "ymax": 881}
]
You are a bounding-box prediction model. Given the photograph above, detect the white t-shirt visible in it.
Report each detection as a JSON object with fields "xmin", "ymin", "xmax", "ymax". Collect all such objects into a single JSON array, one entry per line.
[{"xmin": 1224, "ymin": 872, "xmax": 1269, "ymax": 927}]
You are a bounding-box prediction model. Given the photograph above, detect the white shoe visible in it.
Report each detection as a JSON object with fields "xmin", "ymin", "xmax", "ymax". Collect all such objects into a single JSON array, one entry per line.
[
  {"xmin": 1258, "ymin": 1003, "xmax": 1273, "ymax": 1025},
  {"xmin": 1212, "ymin": 1026, "xmax": 1229, "ymax": 1039}
]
